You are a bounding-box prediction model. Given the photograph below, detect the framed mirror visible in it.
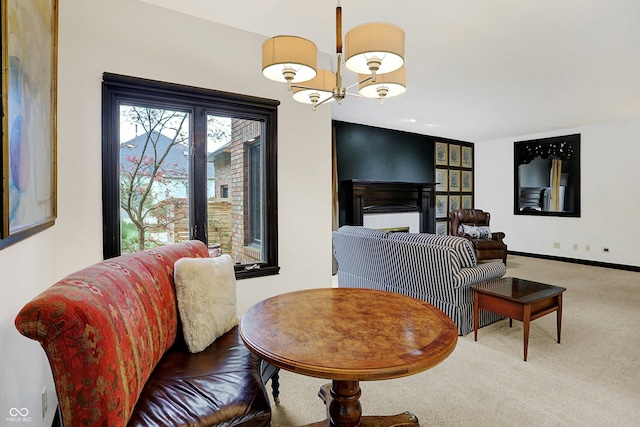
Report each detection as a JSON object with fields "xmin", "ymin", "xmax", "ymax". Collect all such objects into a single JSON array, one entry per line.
[{"xmin": 514, "ymin": 134, "xmax": 580, "ymax": 217}]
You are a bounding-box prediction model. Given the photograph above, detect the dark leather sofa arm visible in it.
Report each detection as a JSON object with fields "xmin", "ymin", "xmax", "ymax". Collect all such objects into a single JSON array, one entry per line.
[{"xmin": 491, "ymin": 232, "xmax": 506, "ymax": 242}]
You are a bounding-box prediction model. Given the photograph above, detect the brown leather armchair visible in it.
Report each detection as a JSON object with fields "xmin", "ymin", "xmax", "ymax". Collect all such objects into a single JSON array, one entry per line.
[{"xmin": 449, "ymin": 209, "xmax": 507, "ymax": 264}]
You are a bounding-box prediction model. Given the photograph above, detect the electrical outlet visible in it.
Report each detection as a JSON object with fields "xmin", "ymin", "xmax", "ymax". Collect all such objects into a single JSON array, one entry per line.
[
  {"xmin": 603, "ymin": 247, "xmax": 610, "ymax": 253},
  {"xmin": 553, "ymin": 242, "xmax": 560, "ymax": 249},
  {"xmin": 585, "ymin": 245, "xmax": 590, "ymax": 252},
  {"xmin": 41, "ymin": 386, "xmax": 47, "ymax": 418},
  {"xmin": 573, "ymin": 244, "xmax": 578, "ymax": 250}
]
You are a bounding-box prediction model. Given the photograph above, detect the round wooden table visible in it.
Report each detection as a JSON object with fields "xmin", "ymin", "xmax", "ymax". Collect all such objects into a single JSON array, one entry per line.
[{"xmin": 239, "ymin": 288, "xmax": 458, "ymax": 427}]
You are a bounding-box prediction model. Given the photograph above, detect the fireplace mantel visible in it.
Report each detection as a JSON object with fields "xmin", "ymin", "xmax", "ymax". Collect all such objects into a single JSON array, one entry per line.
[{"xmin": 343, "ymin": 180, "xmax": 436, "ymax": 233}]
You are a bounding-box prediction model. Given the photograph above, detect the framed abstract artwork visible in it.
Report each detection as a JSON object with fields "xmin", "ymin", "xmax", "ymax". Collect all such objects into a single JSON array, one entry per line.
[{"xmin": 1, "ymin": 0, "xmax": 58, "ymax": 248}]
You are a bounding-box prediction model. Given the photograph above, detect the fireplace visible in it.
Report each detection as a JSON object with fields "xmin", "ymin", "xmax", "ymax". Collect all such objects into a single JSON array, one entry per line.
[
  {"xmin": 363, "ymin": 212, "xmax": 420, "ymax": 233},
  {"xmin": 342, "ymin": 180, "xmax": 436, "ymax": 233}
]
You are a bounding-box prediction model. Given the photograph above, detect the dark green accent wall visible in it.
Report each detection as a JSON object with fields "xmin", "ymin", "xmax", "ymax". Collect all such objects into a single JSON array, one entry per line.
[
  {"xmin": 333, "ymin": 120, "xmax": 474, "ymax": 227},
  {"xmin": 334, "ymin": 120, "xmax": 435, "ymax": 183},
  {"xmin": 334, "ymin": 121, "xmax": 437, "ymax": 226}
]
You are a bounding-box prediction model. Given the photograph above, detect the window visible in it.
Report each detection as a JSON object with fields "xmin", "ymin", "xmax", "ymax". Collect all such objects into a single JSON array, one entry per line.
[{"xmin": 102, "ymin": 73, "xmax": 280, "ymax": 278}]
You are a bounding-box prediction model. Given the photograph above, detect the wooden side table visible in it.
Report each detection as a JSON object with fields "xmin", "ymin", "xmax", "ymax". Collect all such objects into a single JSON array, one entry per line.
[
  {"xmin": 473, "ymin": 277, "xmax": 566, "ymax": 361},
  {"xmin": 240, "ymin": 288, "xmax": 458, "ymax": 427}
]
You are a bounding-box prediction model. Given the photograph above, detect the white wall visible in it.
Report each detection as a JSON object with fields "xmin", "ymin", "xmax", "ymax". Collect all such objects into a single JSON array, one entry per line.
[
  {"xmin": 0, "ymin": 0, "xmax": 333, "ymax": 424},
  {"xmin": 476, "ymin": 117, "xmax": 640, "ymax": 267}
]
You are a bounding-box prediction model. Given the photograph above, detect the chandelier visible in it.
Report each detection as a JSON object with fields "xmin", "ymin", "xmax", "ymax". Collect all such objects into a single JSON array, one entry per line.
[{"xmin": 261, "ymin": 1, "xmax": 406, "ymax": 110}]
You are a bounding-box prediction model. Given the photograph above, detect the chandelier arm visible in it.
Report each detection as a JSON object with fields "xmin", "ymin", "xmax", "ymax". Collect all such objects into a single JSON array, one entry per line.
[
  {"xmin": 314, "ymin": 94, "xmax": 338, "ymax": 109},
  {"xmin": 344, "ymin": 75, "xmax": 373, "ymax": 92},
  {"xmin": 291, "ymin": 83, "xmax": 325, "ymax": 91}
]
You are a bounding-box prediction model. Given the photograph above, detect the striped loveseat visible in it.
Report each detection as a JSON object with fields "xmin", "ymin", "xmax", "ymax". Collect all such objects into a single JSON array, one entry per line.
[{"xmin": 332, "ymin": 225, "xmax": 507, "ymax": 335}]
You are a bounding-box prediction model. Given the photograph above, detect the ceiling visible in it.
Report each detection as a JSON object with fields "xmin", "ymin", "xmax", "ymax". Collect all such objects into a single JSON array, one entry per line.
[{"xmin": 140, "ymin": 0, "xmax": 640, "ymax": 142}]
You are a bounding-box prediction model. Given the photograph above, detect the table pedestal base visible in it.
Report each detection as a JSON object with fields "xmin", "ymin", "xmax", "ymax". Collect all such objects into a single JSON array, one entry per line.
[{"xmin": 302, "ymin": 382, "xmax": 420, "ymax": 427}]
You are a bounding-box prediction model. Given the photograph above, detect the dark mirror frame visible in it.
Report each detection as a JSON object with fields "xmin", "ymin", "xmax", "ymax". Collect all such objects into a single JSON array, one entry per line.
[{"xmin": 514, "ymin": 134, "xmax": 581, "ymax": 217}]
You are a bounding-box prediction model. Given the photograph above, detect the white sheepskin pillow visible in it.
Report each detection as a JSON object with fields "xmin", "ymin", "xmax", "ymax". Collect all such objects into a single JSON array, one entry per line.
[{"xmin": 174, "ymin": 254, "xmax": 239, "ymax": 353}]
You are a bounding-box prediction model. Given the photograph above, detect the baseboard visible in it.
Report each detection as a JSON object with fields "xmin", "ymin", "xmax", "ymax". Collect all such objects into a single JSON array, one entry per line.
[{"xmin": 508, "ymin": 251, "xmax": 640, "ymax": 273}]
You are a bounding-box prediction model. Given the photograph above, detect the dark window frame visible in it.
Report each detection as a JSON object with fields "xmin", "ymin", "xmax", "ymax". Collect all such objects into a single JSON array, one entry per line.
[
  {"xmin": 102, "ymin": 73, "xmax": 280, "ymax": 279},
  {"xmin": 248, "ymin": 139, "xmax": 261, "ymax": 246}
]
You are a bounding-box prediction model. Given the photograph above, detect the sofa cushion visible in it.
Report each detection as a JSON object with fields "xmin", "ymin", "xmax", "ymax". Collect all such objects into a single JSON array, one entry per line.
[
  {"xmin": 388, "ymin": 232, "xmax": 477, "ymax": 268},
  {"xmin": 127, "ymin": 326, "xmax": 271, "ymax": 427},
  {"xmin": 174, "ymin": 254, "xmax": 239, "ymax": 353}
]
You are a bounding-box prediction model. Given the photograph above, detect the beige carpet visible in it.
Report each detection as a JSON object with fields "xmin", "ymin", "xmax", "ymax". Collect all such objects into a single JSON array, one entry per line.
[{"xmin": 269, "ymin": 255, "xmax": 640, "ymax": 426}]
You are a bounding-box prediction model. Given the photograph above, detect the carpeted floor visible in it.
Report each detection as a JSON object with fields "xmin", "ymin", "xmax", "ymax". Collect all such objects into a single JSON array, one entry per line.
[{"xmin": 268, "ymin": 255, "xmax": 640, "ymax": 426}]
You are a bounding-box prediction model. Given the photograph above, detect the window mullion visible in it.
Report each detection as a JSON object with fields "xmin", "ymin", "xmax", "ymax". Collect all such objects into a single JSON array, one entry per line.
[{"xmin": 191, "ymin": 106, "xmax": 208, "ymax": 243}]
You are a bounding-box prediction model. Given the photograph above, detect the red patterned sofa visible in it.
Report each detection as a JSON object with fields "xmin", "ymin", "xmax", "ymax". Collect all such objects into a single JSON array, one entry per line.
[{"xmin": 15, "ymin": 241, "xmax": 274, "ymax": 427}]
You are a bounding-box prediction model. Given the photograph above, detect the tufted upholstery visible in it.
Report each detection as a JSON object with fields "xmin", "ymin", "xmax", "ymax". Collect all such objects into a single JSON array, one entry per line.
[
  {"xmin": 15, "ymin": 241, "xmax": 272, "ymax": 427},
  {"xmin": 333, "ymin": 226, "xmax": 506, "ymax": 335},
  {"xmin": 449, "ymin": 209, "xmax": 508, "ymax": 264}
]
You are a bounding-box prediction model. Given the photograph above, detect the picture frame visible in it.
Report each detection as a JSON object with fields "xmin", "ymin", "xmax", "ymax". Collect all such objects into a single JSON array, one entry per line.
[
  {"xmin": 435, "ymin": 168, "xmax": 448, "ymax": 192},
  {"xmin": 449, "ymin": 195, "xmax": 461, "ymax": 213},
  {"xmin": 461, "ymin": 170, "xmax": 473, "ymax": 192},
  {"xmin": 461, "ymin": 194, "xmax": 473, "ymax": 209},
  {"xmin": 449, "ymin": 170, "xmax": 460, "ymax": 192},
  {"xmin": 435, "ymin": 195, "xmax": 448, "ymax": 218},
  {"xmin": 460, "ymin": 147, "xmax": 473, "ymax": 169},
  {"xmin": 435, "ymin": 220, "xmax": 448, "ymax": 236},
  {"xmin": 1, "ymin": 0, "xmax": 58, "ymax": 248},
  {"xmin": 435, "ymin": 142, "xmax": 448, "ymax": 166},
  {"xmin": 449, "ymin": 144, "xmax": 461, "ymax": 167},
  {"xmin": 461, "ymin": 146, "xmax": 473, "ymax": 168}
]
